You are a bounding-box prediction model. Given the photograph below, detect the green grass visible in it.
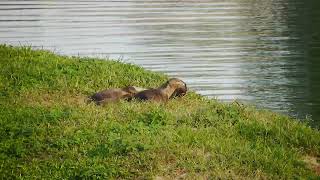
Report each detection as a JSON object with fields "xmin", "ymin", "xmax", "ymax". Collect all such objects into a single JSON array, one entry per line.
[{"xmin": 0, "ymin": 44, "xmax": 319, "ymax": 179}]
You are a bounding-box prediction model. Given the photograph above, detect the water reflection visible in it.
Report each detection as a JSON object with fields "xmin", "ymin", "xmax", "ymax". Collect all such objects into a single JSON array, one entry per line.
[{"xmin": 0, "ymin": 0, "xmax": 319, "ymax": 126}]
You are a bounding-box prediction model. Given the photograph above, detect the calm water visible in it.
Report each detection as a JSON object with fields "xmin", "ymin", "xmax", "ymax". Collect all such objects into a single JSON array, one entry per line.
[{"xmin": 1, "ymin": 0, "xmax": 320, "ymax": 126}]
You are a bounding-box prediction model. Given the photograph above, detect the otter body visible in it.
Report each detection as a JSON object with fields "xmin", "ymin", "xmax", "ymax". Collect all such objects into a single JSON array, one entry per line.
[
  {"xmin": 134, "ymin": 78, "xmax": 187, "ymax": 102},
  {"xmin": 91, "ymin": 86, "xmax": 141, "ymax": 105},
  {"xmin": 90, "ymin": 78, "xmax": 187, "ymax": 104},
  {"xmin": 134, "ymin": 88, "xmax": 168, "ymax": 102}
]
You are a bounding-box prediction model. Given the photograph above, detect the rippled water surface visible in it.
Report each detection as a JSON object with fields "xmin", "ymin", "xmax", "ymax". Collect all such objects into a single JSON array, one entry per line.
[{"xmin": 1, "ymin": 0, "xmax": 320, "ymax": 125}]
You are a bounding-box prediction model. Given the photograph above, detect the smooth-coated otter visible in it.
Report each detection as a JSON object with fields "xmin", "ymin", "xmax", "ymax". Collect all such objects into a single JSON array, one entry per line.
[
  {"xmin": 91, "ymin": 86, "xmax": 145, "ymax": 105},
  {"xmin": 133, "ymin": 78, "xmax": 187, "ymax": 102},
  {"xmin": 171, "ymin": 85, "xmax": 188, "ymax": 98}
]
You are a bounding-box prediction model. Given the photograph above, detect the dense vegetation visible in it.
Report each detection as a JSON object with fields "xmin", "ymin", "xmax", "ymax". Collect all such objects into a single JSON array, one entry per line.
[{"xmin": 0, "ymin": 44, "xmax": 319, "ymax": 179}]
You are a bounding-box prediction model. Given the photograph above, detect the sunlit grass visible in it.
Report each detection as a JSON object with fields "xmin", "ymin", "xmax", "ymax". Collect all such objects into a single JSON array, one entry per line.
[{"xmin": 0, "ymin": 44, "xmax": 319, "ymax": 179}]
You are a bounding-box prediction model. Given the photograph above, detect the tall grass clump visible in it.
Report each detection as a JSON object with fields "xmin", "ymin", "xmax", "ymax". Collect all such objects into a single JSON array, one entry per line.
[{"xmin": 0, "ymin": 44, "xmax": 319, "ymax": 179}]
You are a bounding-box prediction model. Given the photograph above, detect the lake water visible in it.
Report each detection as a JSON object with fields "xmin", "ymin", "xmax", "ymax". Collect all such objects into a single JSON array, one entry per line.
[{"xmin": 1, "ymin": 0, "xmax": 319, "ymax": 126}]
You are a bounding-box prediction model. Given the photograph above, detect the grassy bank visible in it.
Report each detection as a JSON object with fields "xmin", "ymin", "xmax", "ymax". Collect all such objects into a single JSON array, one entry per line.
[{"xmin": 0, "ymin": 44, "xmax": 319, "ymax": 179}]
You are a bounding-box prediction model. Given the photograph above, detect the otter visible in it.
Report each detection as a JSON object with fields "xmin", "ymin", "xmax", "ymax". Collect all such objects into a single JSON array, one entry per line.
[
  {"xmin": 90, "ymin": 86, "xmax": 145, "ymax": 105},
  {"xmin": 133, "ymin": 78, "xmax": 187, "ymax": 102}
]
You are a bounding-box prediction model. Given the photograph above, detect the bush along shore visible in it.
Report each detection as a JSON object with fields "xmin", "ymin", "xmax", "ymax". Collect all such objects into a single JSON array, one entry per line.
[{"xmin": 0, "ymin": 44, "xmax": 319, "ymax": 179}]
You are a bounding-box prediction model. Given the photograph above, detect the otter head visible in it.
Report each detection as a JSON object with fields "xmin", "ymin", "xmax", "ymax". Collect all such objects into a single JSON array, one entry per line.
[
  {"xmin": 122, "ymin": 86, "xmax": 139, "ymax": 98},
  {"xmin": 120, "ymin": 86, "xmax": 139, "ymax": 100},
  {"xmin": 173, "ymin": 86, "xmax": 187, "ymax": 97},
  {"xmin": 122, "ymin": 86, "xmax": 139, "ymax": 94},
  {"xmin": 166, "ymin": 78, "xmax": 187, "ymax": 97}
]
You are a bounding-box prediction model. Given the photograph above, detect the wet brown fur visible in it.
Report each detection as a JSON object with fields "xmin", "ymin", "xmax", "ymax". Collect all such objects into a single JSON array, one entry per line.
[
  {"xmin": 133, "ymin": 78, "xmax": 187, "ymax": 102},
  {"xmin": 171, "ymin": 86, "xmax": 188, "ymax": 98},
  {"xmin": 90, "ymin": 86, "xmax": 138, "ymax": 105}
]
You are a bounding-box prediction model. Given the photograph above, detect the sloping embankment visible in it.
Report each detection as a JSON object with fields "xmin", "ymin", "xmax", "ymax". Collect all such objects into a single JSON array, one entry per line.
[{"xmin": 0, "ymin": 45, "xmax": 319, "ymax": 179}]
